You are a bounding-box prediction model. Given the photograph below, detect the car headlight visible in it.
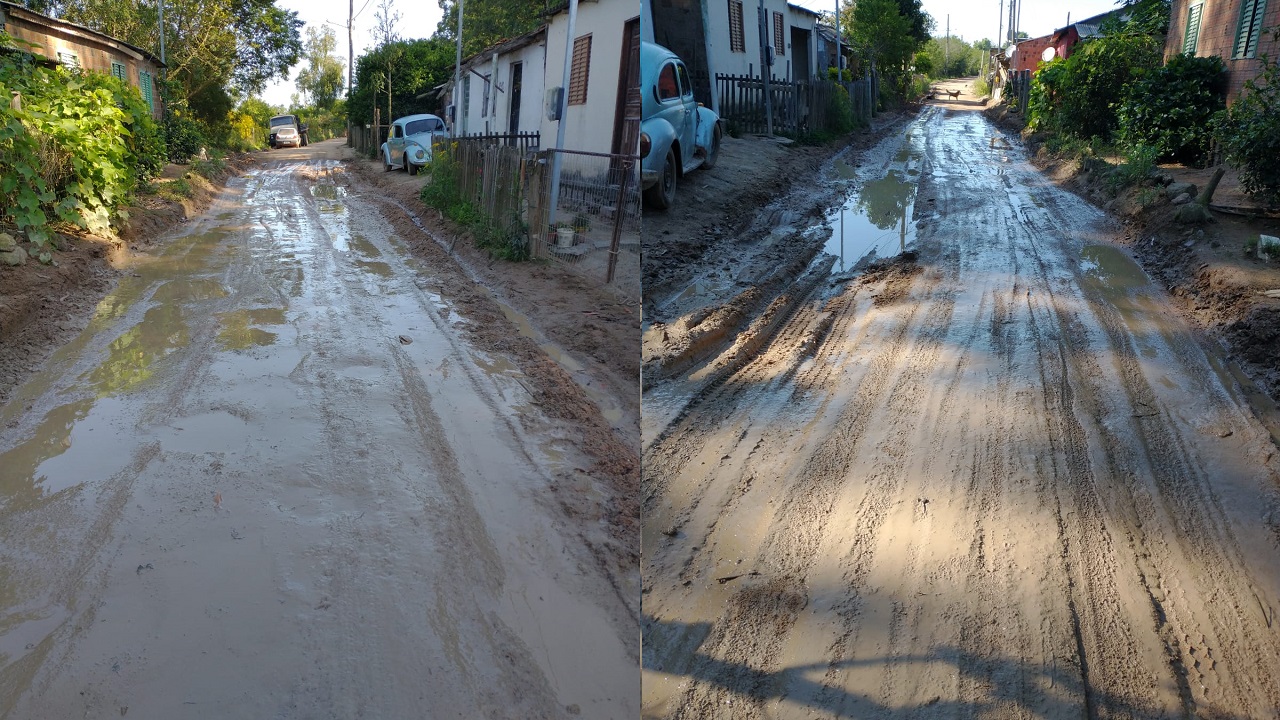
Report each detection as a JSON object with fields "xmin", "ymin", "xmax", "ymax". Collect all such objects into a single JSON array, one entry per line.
[
  {"xmin": 414, "ymin": 147, "xmax": 426, "ymax": 160},
  {"xmin": 640, "ymin": 132, "xmax": 651, "ymax": 159}
]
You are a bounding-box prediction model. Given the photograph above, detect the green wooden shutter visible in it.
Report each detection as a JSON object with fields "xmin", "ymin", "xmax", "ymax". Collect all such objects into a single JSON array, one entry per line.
[
  {"xmin": 139, "ymin": 70, "xmax": 154, "ymax": 113},
  {"xmin": 111, "ymin": 61, "xmax": 126, "ymax": 81},
  {"xmin": 1234, "ymin": 0, "xmax": 1269, "ymax": 58},
  {"xmin": 1183, "ymin": 3, "xmax": 1204, "ymax": 54}
]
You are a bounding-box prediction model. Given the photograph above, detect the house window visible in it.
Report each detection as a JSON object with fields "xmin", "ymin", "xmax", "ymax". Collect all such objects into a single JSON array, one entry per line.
[
  {"xmin": 1183, "ymin": 3, "xmax": 1204, "ymax": 54},
  {"xmin": 139, "ymin": 70, "xmax": 154, "ymax": 112},
  {"xmin": 568, "ymin": 34, "xmax": 592, "ymax": 105},
  {"xmin": 728, "ymin": 0, "xmax": 745, "ymax": 53},
  {"xmin": 1234, "ymin": 0, "xmax": 1269, "ymax": 58},
  {"xmin": 111, "ymin": 61, "xmax": 126, "ymax": 81},
  {"xmin": 773, "ymin": 12, "xmax": 785, "ymax": 56},
  {"xmin": 57, "ymin": 51, "xmax": 79, "ymax": 69}
]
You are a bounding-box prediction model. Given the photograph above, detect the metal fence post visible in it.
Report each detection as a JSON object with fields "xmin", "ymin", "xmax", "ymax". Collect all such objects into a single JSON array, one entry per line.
[{"xmin": 607, "ymin": 157, "xmax": 632, "ymax": 284}]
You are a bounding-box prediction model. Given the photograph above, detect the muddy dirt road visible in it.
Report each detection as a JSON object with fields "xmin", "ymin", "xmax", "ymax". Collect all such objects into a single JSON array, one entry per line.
[
  {"xmin": 642, "ymin": 107, "xmax": 1280, "ymax": 718},
  {"xmin": 0, "ymin": 150, "xmax": 636, "ymax": 718}
]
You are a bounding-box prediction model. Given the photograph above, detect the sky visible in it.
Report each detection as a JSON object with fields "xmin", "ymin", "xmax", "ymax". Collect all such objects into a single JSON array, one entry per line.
[
  {"xmin": 260, "ymin": 0, "xmax": 446, "ymax": 108},
  {"xmin": 786, "ymin": 0, "xmax": 1127, "ymax": 46}
]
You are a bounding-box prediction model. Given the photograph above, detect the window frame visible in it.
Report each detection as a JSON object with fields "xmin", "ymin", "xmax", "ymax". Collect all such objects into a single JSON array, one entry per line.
[
  {"xmin": 728, "ymin": 0, "xmax": 745, "ymax": 53},
  {"xmin": 1233, "ymin": 0, "xmax": 1269, "ymax": 59},
  {"xmin": 568, "ymin": 34, "xmax": 592, "ymax": 106},
  {"xmin": 773, "ymin": 12, "xmax": 785, "ymax": 57},
  {"xmin": 1183, "ymin": 2, "xmax": 1204, "ymax": 54}
]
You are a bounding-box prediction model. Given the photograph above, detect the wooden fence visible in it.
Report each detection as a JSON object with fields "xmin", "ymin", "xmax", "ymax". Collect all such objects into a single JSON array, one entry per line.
[
  {"xmin": 716, "ymin": 73, "xmax": 876, "ymax": 136},
  {"xmin": 454, "ymin": 130, "xmax": 540, "ymax": 152},
  {"xmin": 1004, "ymin": 69, "xmax": 1032, "ymax": 113}
]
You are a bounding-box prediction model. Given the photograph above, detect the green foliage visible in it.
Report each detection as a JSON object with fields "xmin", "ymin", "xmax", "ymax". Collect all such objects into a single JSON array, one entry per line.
[
  {"xmin": 1214, "ymin": 31, "xmax": 1280, "ymax": 208},
  {"xmin": 1107, "ymin": 142, "xmax": 1159, "ymax": 191},
  {"xmin": 350, "ymin": 38, "xmax": 455, "ymax": 125},
  {"xmin": 296, "ymin": 26, "xmax": 345, "ymax": 110},
  {"xmin": 0, "ymin": 41, "xmax": 165, "ymax": 244},
  {"xmin": 827, "ymin": 67, "xmax": 854, "ymax": 82},
  {"xmin": 828, "ymin": 83, "xmax": 857, "ymax": 134},
  {"xmin": 164, "ymin": 112, "xmax": 207, "ymax": 163},
  {"xmin": 435, "ymin": 0, "xmax": 546, "ymax": 58},
  {"xmin": 1026, "ymin": 31, "xmax": 1162, "ymax": 140},
  {"xmin": 973, "ymin": 77, "xmax": 991, "ymax": 96},
  {"xmin": 1117, "ymin": 54, "xmax": 1225, "ymax": 166},
  {"xmin": 922, "ymin": 35, "xmax": 983, "ymax": 78},
  {"xmin": 418, "ymin": 143, "xmax": 529, "ymax": 261},
  {"xmin": 847, "ymin": 0, "xmax": 930, "ymax": 97}
]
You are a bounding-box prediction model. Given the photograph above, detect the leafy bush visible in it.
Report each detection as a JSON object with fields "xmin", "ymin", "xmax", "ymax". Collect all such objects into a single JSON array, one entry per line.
[
  {"xmin": 419, "ymin": 143, "xmax": 528, "ymax": 260},
  {"xmin": 0, "ymin": 43, "xmax": 162, "ymax": 242},
  {"xmin": 827, "ymin": 83, "xmax": 857, "ymax": 134},
  {"xmin": 1118, "ymin": 53, "xmax": 1226, "ymax": 166},
  {"xmin": 1107, "ymin": 142, "xmax": 1159, "ymax": 191},
  {"xmin": 1214, "ymin": 32, "xmax": 1280, "ymax": 208},
  {"xmin": 164, "ymin": 113, "xmax": 207, "ymax": 163},
  {"xmin": 973, "ymin": 78, "xmax": 991, "ymax": 97},
  {"xmin": 1027, "ymin": 33, "xmax": 1162, "ymax": 140}
]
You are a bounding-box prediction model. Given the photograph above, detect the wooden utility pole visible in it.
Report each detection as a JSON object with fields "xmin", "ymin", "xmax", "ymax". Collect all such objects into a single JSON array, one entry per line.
[{"xmin": 758, "ymin": 0, "xmax": 773, "ymax": 135}]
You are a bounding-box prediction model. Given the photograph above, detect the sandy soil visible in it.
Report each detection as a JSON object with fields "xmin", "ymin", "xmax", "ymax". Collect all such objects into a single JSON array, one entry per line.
[
  {"xmin": 641, "ymin": 103, "xmax": 1280, "ymax": 717},
  {"xmin": 0, "ymin": 145, "xmax": 638, "ymax": 717}
]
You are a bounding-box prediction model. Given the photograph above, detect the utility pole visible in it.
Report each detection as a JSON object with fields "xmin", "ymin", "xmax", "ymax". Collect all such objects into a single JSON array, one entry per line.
[
  {"xmin": 348, "ymin": 0, "xmax": 353, "ymax": 102},
  {"xmin": 945, "ymin": 14, "xmax": 950, "ymax": 75},
  {"xmin": 548, "ymin": 0, "xmax": 579, "ymax": 225},
  {"xmin": 834, "ymin": 0, "xmax": 840, "ymax": 82},
  {"xmin": 758, "ymin": 0, "xmax": 773, "ymax": 135},
  {"xmin": 157, "ymin": 0, "xmax": 165, "ymax": 68},
  {"xmin": 997, "ymin": 0, "xmax": 1004, "ymax": 48},
  {"xmin": 453, "ymin": 0, "xmax": 464, "ymax": 133}
]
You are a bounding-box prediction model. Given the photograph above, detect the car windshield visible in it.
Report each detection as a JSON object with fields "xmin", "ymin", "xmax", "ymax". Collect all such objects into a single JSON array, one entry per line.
[
  {"xmin": 404, "ymin": 118, "xmax": 441, "ymax": 136},
  {"xmin": 270, "ymin": 117, "xmax": 295, "ymax": 127}
]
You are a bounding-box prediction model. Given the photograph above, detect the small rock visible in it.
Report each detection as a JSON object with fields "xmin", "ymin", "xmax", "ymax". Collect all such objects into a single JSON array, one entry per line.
[
  {"xmin": 0, "ymin": 247, "xmax": 28, "ymax": 266},
  {"xmin": 1171, "ymin": 192, "xmax": 1192, "ymax": 205},
  {"xmin": 0, "ymin": 232, "xmax": 16, "ymax": 250},
  {"xmin": 398, "ymin": 335, "xmax": 412, "ymax": 345},
  {"xmin": 1167, "ymin": 181, "xmax": 1197, "ymax": 198}
]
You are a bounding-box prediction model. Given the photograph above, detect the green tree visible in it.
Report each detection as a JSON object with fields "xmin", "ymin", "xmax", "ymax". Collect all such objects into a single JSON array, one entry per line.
[
  {"xmin": 349, "ymin": 37, "xmax": 455, "ymax": 125},
  {"xmin": 38, "ymin": 0, "xmax": 301, "ymax": 126},
  {"xmin": 296, "ymin": 26, "xmax": 345, "ymax": 109},
  {"xmin": 846, "ymin": 0, "xmax": 927, "ymax": 95},
  {"xmin": 435, "ymin": 0, "xmax": 546, "ymax": 57}
]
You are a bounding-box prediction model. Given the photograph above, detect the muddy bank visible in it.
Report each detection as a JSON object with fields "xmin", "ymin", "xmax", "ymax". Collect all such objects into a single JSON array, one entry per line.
[
  {"xmin": 642, "ymin": 110, "xmax": 919, "ymax": 393},
  {"xmin": 986, "ymin": 101, "xmax": 1280, "ymax": 406},
  {"xmin": 0, "ymin": 153, "xmax": 262, "ymax": 409}
]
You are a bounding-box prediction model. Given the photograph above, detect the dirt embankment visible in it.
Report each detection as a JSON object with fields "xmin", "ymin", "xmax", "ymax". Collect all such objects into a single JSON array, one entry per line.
[
  {"xmin": 987, "ymin": 103, "xmax": 1280, "ymax": 403},
  {"xmin": 0, "ymin": 153, "xmax": 261, "ymax": 409}
]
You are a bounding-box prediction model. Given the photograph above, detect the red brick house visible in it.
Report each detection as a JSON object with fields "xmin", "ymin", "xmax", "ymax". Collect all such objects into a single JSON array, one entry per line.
[
  {"xmin": 0, "ymin": 1, "xmax": 165, "ymax": 120},
  {"xmin": 1167, "ymin": 0, "xmax": 1279, "ymax": 102},
  {"xmin": 1010, "ymin": 33, "xmax": 1056, "ymax": 73}
]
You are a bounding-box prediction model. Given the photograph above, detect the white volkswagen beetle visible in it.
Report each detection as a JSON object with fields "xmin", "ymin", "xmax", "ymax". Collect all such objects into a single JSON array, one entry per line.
[{"xmin": 380, "ymin": 113, "xmax": 449, "ymax": 175}]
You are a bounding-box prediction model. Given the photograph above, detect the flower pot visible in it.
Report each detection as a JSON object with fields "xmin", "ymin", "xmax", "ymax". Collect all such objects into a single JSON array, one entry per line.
[{"xmin": 556, "ymin": 227, "xmax": 575, "ymax": 248}]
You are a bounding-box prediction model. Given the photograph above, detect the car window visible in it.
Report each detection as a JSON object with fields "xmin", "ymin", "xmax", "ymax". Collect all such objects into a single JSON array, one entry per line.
[
  {"xmin": 394, "ymin": 124, "xmax": 404, "ymax": 139},
  {"xmin": 405, "ymin": 119, "xmax": 439, "ymax": 136},
  {"xmin": 658, "ymin": 63, "xmax": 679, "ymax": 101},
  {"xmin": 270, "ymin": 117, "xmax": 294, "ymax": 127},
  {"xmin": 676, "ymin": 63, "xmax": 693, "ymax": 98}
]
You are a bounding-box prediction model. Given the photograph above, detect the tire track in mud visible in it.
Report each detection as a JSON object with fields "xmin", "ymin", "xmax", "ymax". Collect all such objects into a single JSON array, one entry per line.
[{"xmin": 644, "ymin": 109, "xmax": 1280, "ymax": 719}]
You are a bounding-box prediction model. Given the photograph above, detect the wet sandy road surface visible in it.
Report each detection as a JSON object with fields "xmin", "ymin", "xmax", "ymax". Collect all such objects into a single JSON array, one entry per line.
[
  {"xmin": 0, "ymin": 160, "xmax": 636, "ymax": 718},
  {"xmin": 642, "ymin": 107, "xmax": 1280, "ymax": 718}
]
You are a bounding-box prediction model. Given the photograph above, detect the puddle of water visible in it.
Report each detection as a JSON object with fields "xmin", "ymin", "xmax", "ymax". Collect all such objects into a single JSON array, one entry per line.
[
  {"xmin": 83, "ymin": 304, "xmax": 189, "ymax": 397},
  {"xmin": 354, "ymin": 259, "xmax": 394, "ymax": 278},
  {"xmin": 831, "ymin": 158, "xmax": 857, "ymax": 179},
  {"xmin": 151, "ymin": 279, "xmax": 228, "ymax": 304},
  {"xmin": 157, "ymin": 410, "xmax": 252, "ymax": 454},
  {"xmin": 0, "ymin": 397, "xmax": 133, "ymax": 506},
  {"xmin": 820, "ymin": 123, "xmax": 924, "ymax": 273},
  {"xmin": 216, "ymin": 308, "xmax": 285, "ymax": 350},
  {"xmin": 350, "ymin": 235, "xmax": 382, "ymax": 258},
  {"xmin": 473, "ymin": 353, "xmax": 522, "ymax": 378}
]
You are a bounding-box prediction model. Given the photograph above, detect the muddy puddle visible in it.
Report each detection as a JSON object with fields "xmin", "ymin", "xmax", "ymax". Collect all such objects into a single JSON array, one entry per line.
[{"xmin": 820, "ymin": 118, "xmax": 926, "ymax": 273}]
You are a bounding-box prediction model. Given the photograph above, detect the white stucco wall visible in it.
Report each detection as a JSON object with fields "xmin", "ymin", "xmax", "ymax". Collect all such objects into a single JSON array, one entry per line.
[
  {"xmin": 703, "ymin": 0, "xmax": 816, "ymax": 82},
  {"xmin": 540, "ymin": 0, "xmax": 640, "ymax": 156},
  {"xmin": 458, "ymin": 36, "xmax": 546, "ymax": 137}
]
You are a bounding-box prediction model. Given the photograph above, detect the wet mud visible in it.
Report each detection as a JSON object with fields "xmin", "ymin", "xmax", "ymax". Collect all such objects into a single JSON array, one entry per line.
[
  {"xmin": 0, "ymin": 160, "xmax": 637, "ymax": 718},
  {"xmin": 642, "ymin": 108, "xmax": 1280, "ymax": 718}
]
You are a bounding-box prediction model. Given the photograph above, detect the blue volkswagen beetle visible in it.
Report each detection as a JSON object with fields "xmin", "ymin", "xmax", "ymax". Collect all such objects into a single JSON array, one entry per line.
[
  {"xmin": 380, "ymin": 113, "xmax": 449, "ymax": 176},
  {"xmin": 641, "ymin": 42, "xmax": 721, "ymax": 210}
]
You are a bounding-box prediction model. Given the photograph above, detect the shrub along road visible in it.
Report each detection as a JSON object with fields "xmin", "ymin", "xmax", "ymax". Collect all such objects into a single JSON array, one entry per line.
[{"xmin": 0, "ymin": 143, "xmax": 638, "ymax": 718}]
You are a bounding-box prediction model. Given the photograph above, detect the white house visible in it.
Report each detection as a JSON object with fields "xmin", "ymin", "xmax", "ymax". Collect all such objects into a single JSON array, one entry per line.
[
  {"xmin": 454, "ymin": 26, "xmax": 546, "ymax": 138},
  {"xmin": 648, "ymin": 0, "xmax": 819, "ymax": 114},
  {"xmin": 539, "ymin": 0, "xmax": 642, "ymax": 157}
]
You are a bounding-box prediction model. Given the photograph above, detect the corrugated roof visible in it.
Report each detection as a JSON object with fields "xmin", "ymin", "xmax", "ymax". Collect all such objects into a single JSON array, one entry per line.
[{"xmin": 0, "ymin": 0, "xmax": 165, "ymax": 67}]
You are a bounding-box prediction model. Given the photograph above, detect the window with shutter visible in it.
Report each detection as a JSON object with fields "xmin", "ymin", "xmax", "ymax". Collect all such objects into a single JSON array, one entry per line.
[
  {"xmin": 1234, "ymin": 0, "xmax": 1269, "ymax": 58},
  {"xmin": 728, "ymin": 1, "xmax": 745, "ymax": 53},
  {"xmin": 139, "ymin": 70, "xmax": 154, "ymax": 113},
  {"xmin": 1183, "ymin": 3, "xmax": 1204, "ymax": 54},
  {"xmin": 568, "ymin": 34, "xmax": 592, "ymax": 106},
  {"xmin": 57, "ymin": 52, "xmax": 79, "ymax": 69},
  {"xmin": 111, "ymin": 61, "xmax": 126, "ymax": 81},
  {"xmin": 774, "ymin": 12, "xmax": 785, "ymax": 56}
]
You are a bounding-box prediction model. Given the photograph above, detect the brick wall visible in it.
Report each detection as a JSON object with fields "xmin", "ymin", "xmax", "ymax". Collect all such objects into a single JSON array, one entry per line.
[
  {"xmin": 1167, "ymin": 0, "xmax": 1280, "ymax": 103},
  {"xmin": 1013, "ymin": 35, "xmax": 1056, "ymax": 73}
]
